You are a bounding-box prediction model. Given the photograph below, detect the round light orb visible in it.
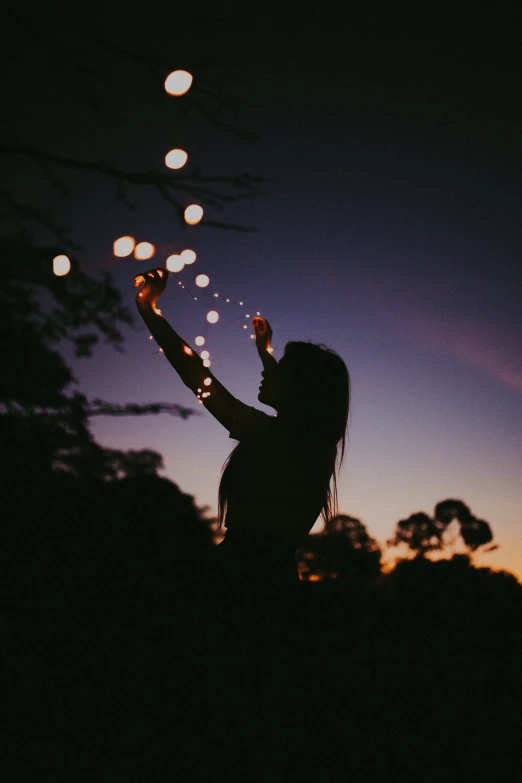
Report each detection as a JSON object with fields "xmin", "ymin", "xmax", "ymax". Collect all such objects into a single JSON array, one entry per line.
[
  {"xmin": 164, "ymin": 70, "xmax": 193, "ymax": 96},
  {"xmin": 200, "ymin": 350, "xmax": 210, "ymax": 360},
  {"xmin": 195, "ymin": 274, "xmax": 210, "ymax": 288},
  {"xmin": 53, "ymin": 254, "xmax": 71, "ymax": 276},
  {"xmin": 203, "ymin": 359, "xmax": 211, "ymax": 368},
  {"xmin": 206, "ymin": 310, "xmax": 219, "ymax": 324},
  {"xmin": 180, "ymin": 249, "xmax": 196, "ymax": 265},
  {"xmin": 195, "ymin": 336, "xmax": 205, "ymax": 346},
  {"xmin": 134, "ymin": 242, "xmax": 155, "ymax": 260},
  {"xmin": 165, "ymin": 148, "xmax": 188, "ymax": 170},
  {"xmin": 203, "ymin": 377, "xmax": 212, "ymax": 386},
  {"xmin": 184, "ymin": 204, "xmax": 203, "ymax": 225},
  {"xmin": 166, "ymin": 254, "xmax": 185, "ymax": 273},
  {"xmin": 113, "ymin": 236, "xmax": 135, "ymax": 257}
]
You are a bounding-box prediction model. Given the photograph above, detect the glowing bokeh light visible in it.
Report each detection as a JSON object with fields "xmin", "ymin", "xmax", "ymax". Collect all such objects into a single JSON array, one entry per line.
[
  {"xmin": 203, "ymin": 359, "xmax": 211, "ymax": 367},
  {"xmin": 166, "ymin": 254, "xmax": 185, "ymax": 273},
  {"xmin": 195, "ymin": 274, "xmax": 210, "ymax": 288},
  {"xmin": 183, "ymin": 346, "xmax": 193, "ymax": 355},
  {"xmin": 53, "ymin": 254, "xmax": 71, "ymax": 276},
  {"xmin": 134, "ymin": 242, "xmax": 155, "ymax": 260},
  {"xmin": 164, "ymin": 70, "xmax": 193, "ymax": 96},
  {"xmin": 180, "ymin": 249, "xmax": 196, "ymax": 265},
  {"xmin": 206, "ymin": 310, "xmax": 219, "ymax": 324},
  {"xmin": 200, "ymin": 350, "xmax": 210, "ymax": 360},
  {"xmin": 195, "ymin": 336, "xmax": 205, "ymax": 346},
  {"xmin": 184, "ymin": 204, "xmax": 204, "ymax": 225},
  {"xmin": 113, "ymin": 236, "xmax": 135, "ymax": 257},
  {"xmin": 165, "ymin": 149, "xmax": 188, "ymax": 169},
  {"xmin": 203, "ymin": 377, "xmax": 212, "ymax": 386}
]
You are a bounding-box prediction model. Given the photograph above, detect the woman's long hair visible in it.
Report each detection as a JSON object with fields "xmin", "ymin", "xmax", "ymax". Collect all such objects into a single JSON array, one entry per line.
[{"xmin": 218, "ymin": 341, "xmax": 350, "ymax": 532}]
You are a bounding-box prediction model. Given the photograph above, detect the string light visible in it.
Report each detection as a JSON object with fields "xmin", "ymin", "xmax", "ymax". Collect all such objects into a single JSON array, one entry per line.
[
  {"xmin": 195, "ymin": 336, "xmax": 205, "ymax": 346},
  {"xmin": 203, "ymin": 378, "xmax": 212, "ymax": 386},
  {"xmin": 113, "ymin": 236, "xmax": 135, "ymax": 257},
  {"xmin": 183, "ymin": 346, "xmax": 193, "ymax": 355},
  {"xmin": 200, "ymin": 350, "xmax": 210, "ymax": 360},
  {"xmin": 180, "ymin": 249, "xmax": 196, "ymax": 264},
  {"xmin": 184, "ymin": 205, "xmax": 204, "ymax": 225},
  {"xmin": 53, "ymin": 254, "xmax": 71, "ymax": 276},
  {"xmin": 166, "ymin": 254, "xmax": 185, "ymax": 273},
  {"xmin": 206, "ymin": 310, "xmax": 219, "ymax": 324},
  {"xmin": 195, "ymin": 274, "xmax": 210, "ymax": 288},
  {"xmin": 134, "ymin": 242, "xmax": 155, "ymax": 260},
  {"xmin": 203, "ymin": 359, "xmax": 211, "ymax": 367},
  {"xmin": 164, "ymin": 70, "xmax": 193, "ymax": 96},
  {"xmin": 165, "ymin": 149, "xmax": 188, "ymax": 169}
]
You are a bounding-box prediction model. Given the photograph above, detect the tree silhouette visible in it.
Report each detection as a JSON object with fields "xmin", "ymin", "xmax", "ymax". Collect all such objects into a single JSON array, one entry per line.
[
  {"xmin": 388, "ymin": 499, "xmax": 497, "ymax": 560},
  {"xmin": 298, "ymin": 514, "xmax": 382, "ymax": 587}
]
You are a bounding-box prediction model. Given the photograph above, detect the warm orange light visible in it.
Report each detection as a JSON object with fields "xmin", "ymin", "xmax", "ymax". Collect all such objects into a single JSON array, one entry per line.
[
  {"xmin": 180, "ymin": 249, "xmax": 196, "ymax": 265},
  {"xmin": 184, "ymin": 204, "xmax": 203, "ymax": 225},
  {"xmin": 53, "ymin": 254, "xmax": 71, "ymax": 276},
  {"xmin": 267, "ymin": 347, "xmax": 274, "ymax": 354},
  {"xmin": 113, "ymin": 236, "xmax": 135, "ymax": 257},
  {"xmin": 195, "ymin": 274, "xmax": 209, "ymax": 288},
  {"xmin": 166, "ymin": 254, "xmax": 184, "ymax": 273},
  {"xmin": 203, "ymin": 377, "xmax": 212, "ymax": 386},
  {"xmin": 308, "ymin": 574, "xmax": 321, "ymax": 582},
  {"xmin": 165, "ymin": 149, "xmax": 188, "ymax": 169},
  {"xmin": 133, "ymin": 274, "xmax": 145, "ymax": 289},
  {"xmin": 206, "ymin": 310, "xmax": 219, "ymax": 324},
  {"xmin": 200, "ymin": 350, "xmax": 210, "ymax": 360},
  {"xmin": 195, "ymin": 336, "xmax": 205, "ymax": 346},
  {"xmin": 164, "ymin": 70, "xmax": 193, "ymax": 96},
  {"xmin": 134, "ymin": 242, "xmax": 155, "ymax": 260},
  {"xmin": 183, "ymin": 346, "xmax": 193, "ymax": 355}
]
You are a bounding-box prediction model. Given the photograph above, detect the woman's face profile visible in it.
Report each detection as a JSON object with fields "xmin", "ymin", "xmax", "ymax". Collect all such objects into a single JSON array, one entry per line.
[{"xmin": 258, "ymin": 357, "xmax": 291, "ymax": 410}]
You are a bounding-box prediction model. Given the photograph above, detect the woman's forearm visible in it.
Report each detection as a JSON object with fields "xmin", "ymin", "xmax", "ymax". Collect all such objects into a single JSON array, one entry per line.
[{"xmin": 137, "ymin": 301, "xmax": 207, "ymax": 392}]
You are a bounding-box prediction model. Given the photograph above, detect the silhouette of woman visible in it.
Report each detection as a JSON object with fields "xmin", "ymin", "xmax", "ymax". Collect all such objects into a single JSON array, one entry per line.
[{"xmin": 134, "ymin": 268, "xmax": 350, "ymax": 644}]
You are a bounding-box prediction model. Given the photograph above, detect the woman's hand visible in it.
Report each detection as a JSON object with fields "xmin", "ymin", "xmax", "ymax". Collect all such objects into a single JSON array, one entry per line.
[
  {"xmin": 252, "ymin": 316, "xmax": 273, "ymax": 352},
  {"xmin": 134, "ymin": 268, "xmax": 168, "ymax": 309}
]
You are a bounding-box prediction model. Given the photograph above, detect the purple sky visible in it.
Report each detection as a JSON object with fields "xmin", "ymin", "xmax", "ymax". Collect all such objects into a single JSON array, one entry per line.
[{"xmin": 8, "ymin": 2, "xmax": 522, "ymax": 576}]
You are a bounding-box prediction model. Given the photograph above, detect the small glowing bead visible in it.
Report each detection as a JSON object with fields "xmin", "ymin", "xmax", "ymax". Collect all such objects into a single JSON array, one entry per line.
[
  {"xmin": 201, "ymin": 350, "xmax": 210, "ymax": 360},
  {"xmin": 239, "ymin": 301, "xmax": 243, "ymax": 306},
  {"xmin": 214, "ymin": 293, "xmax": 219, "ymax": 297},
  {"xmin": 197, "ymin": 388, "xmax": 202, "ymax": 393},
  {"xmin": 256, "ymin": 312, "xmax": 261, "ymax": 316},
  {"xmin": 195, "ymin": 336, "xmax": 205, "ymax": 346},
  {"xmin": 226, "ymin": 299, "xmax": 230, "ymax": 303},
  {"xmin": 203, "ymin": 359, "xmax": 211, "ymax": 367},
  {"xmin": 203, "ymin": 378, "xmax": 212, "ymax": 386},
  {"xmin": 183, "ymin": 346, "xmax": 193, "ymax": 355},
  {"xmin": 53, "ymin": 254, "xmax": 71, "ymax": 276},
  {"xmin": 243, "ymin": 325, "xmax": 247, "ymax": 329},
  {"xmin": 250, "ymin": 335, "xmax": 255, "ymax": 339},
  {"xmin": 206, "ymin": 310, "xmax": 219, "ymax": 324}
]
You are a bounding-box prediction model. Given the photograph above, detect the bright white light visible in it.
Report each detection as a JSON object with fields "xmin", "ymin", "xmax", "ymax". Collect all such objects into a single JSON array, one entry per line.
[
  {"xmin": 113, "ymin": 236, "xmax": 135, "ymax": 257},
  {"xmin": 206, "ymin": 310, "xmax": 219, "ymax": 324},
  {"xmin": 134, "ymin": 242, "xmax": 155, "ymax": 260},
  {"xmin": 195, "ymin": 274, "xmax": 210, "ymax": 288},
  {"xmin": 166, "ymin": 254, "xmax": 185, "ymax": 273},
  {"xmin": 165, "ymin": 149, "xmax": 188, "ymax": 169},
  {"xmin": 200, "ymin": 350, "xmax": 210, "ymax": 360},
  {"xmin": 183, "ymin": 346, "xmax": 193, "ymax": 355},
  {"xmin": 53, "ymin": 254, "xmax": 71, "ymax": 276},
  {"xmin": 164, "ymin": 70, "xmax": 193, "ymax": 96},
  {"xmin": 184, "ymin": 204, "xmax": 203, "ymax": 225},
  {"xmin": 203, "ymin": 377, "xmax": 212, "ymax": 386},
  {"xmin": 180, "ymin": 249, "xmax": 196, "ymax": 265},
  {"xmin": 203, "ymin": 359, "xmax": 211, "ymax": 367},
  {"xmin": 195, "ymin": 336, "xmax": 205, "ymax": 346}
]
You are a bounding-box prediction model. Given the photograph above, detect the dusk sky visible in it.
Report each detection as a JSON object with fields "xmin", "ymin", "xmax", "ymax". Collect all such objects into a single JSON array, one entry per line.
[{"xmin": 7, "ymin": 3, "xmax": 521, "ymax": 575}]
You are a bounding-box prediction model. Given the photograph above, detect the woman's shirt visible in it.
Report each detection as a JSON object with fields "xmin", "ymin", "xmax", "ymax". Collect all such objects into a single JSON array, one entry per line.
[{"xmin": 223, "ymin": 405, "xmax": 330, "ymax": 548}]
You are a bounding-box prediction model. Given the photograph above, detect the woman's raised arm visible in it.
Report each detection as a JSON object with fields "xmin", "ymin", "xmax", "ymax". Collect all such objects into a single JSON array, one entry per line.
[{"xmin": 134, "ymin": 268, "xmax": 247, "ymax": 431}]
